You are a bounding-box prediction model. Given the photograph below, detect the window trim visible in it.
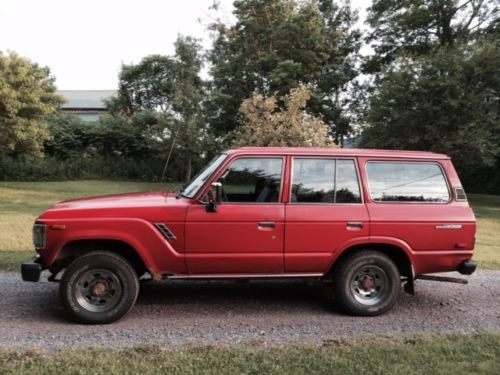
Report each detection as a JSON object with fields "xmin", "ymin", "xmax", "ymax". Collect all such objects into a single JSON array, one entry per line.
[
  {"xmin": 289, "ymin": 157, "xmax": 364, "ymax": 205},
  {"xmin": 365, "ymin": 161, "xmax": 452, "ymax": 204},
  {"xmin": 217, "ymin": 156, "xmax": 286, "ymax": 205}
]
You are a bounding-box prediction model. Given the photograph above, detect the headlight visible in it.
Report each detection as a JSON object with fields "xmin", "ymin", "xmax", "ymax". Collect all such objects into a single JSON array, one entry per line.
[{"xmin": 32, "ymin": 223, "xmax": 46, "ymax": 249}]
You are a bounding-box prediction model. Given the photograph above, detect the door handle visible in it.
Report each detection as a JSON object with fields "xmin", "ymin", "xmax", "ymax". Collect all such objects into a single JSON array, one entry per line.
[
  {"xmin": 258, "ymin": 221, "xmax": 276, "ymax": 228},
  {"xmin": 347, "ymin": 222, "xmax": 363, "ymax": 228}
]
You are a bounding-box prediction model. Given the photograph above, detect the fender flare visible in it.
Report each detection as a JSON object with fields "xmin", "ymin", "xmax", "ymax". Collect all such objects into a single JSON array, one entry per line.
[{"xmin": 46, "ymin": 217, "xmax": 185, "ymax": 274}]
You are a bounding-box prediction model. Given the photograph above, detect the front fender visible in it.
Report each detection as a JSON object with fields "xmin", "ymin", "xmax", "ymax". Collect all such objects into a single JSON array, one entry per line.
[{"xmin": 42, "ymin": 217, "xmax": 186, "ymax": 274}]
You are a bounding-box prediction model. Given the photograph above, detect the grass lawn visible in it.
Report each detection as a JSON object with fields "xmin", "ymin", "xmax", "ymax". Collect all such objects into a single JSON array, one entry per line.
[
  {"xmin": 468, "ymin": 194, "xmax": 500, "ymax": 270},
  {"xmin": 0, "ymin": 181, "xmax": 498, "ymax": 270},
  {"xmin": 0, "ymin": 333, "xmax": 499, "ymax": 374}
]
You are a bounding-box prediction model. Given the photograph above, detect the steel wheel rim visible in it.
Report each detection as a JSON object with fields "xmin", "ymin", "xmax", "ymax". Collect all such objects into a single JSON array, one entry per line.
[
  {"xmin": 74, "ymin": 268, "xmax": 122, "ymax": 313},
  {"xmin": 350, "ymin": 265, "xmax": 388, "ymax": 306}
]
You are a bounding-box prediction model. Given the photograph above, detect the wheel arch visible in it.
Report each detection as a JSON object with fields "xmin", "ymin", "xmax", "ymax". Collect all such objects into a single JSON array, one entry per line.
[
  {"xmin": 51, "ymin": 239, "xmax": 149, "ymax": 277},
  {"xmin": 328, "ymin": 243, "xmax": 413, "ymax": 279}
]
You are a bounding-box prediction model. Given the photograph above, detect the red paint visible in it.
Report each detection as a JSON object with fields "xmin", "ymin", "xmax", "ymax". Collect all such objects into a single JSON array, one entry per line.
[{"xmin": 35, "ymin": 147, "xmax": 476, "ymax": 278}]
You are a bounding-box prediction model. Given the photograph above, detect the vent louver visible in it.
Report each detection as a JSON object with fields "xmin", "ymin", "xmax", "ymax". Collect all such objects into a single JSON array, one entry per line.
[
  {"xmin": 455, "ymin": 187, "xmax": 467, "ymax": 201},
  {"xmin": 155, "ymin": 223, "xmax": 176, "ymax": 240}
]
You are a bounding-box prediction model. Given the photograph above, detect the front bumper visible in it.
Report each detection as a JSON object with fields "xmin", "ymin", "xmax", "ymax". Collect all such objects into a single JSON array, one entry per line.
[
  {"xmin": 457, "ymin": 260, "xmax": 476, "ymax": 275},
  {"xmin": 21, "ymin": 261, "xmax": 42, "ymax": 282}
]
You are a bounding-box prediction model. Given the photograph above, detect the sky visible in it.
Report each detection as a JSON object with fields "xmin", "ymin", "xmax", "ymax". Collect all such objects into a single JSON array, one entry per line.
[{"xmin": 0, "ymin": 0, "xmax": 371, "ymax": 90}]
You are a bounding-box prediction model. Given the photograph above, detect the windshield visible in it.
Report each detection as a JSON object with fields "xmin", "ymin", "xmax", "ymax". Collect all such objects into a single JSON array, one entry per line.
[{"xmin": 181, "ymin": 153, "xmax": 227, "ymax": 198}]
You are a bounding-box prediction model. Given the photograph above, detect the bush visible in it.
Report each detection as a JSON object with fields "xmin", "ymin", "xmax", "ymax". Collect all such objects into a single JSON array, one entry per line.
[{"xmin": 0, "ymin": 157, "xmax": 174, "ymax": 182}]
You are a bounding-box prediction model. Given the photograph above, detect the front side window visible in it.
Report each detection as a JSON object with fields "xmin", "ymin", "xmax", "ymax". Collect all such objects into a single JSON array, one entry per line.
[
  {"xmin": 366, "ymin": 162, "xmax": 450, "ymax": 203},
  {"xmin": 220, "ymin": 158, "xmax": 283, "ymax": 203},
  {"xmin": 182, "ymin": 153, "xmax": 228, "ymax": 198},
  {"xmin": 291, "ymin": 158, "xmax": 361, "ymax": 203}
]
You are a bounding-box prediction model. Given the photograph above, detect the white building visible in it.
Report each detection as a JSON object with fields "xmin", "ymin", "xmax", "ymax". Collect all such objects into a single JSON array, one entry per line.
[{"xmin": 58, "ymin": 90, "xmax": 116, "ymax": 121}]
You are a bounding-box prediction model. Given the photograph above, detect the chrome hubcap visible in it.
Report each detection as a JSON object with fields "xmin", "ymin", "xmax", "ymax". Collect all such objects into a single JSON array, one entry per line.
[
  {"xmin": 75, "ymin": 269, "xmax": 122, "ymax": 313},
  {"xmin": 350, "ymin": 265, "xmax": 388, "ymax": 306}
]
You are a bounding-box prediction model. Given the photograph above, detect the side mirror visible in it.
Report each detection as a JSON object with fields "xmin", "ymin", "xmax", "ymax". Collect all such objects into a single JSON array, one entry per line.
[{"xmin": 206, "ymin": 182, "xmax": 222, "ymax": 213}]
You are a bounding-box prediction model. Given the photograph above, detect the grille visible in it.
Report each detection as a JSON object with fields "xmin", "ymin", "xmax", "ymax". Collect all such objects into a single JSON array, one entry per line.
[{"xmin": 155, "ymin": 223, "xmax": 176, "ymax": 240}]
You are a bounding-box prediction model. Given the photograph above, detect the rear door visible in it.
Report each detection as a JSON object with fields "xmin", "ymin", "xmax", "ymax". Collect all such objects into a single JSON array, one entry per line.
[{"xmin": 284, "ymin": 157, "xmax": 369, "ymax": 273}]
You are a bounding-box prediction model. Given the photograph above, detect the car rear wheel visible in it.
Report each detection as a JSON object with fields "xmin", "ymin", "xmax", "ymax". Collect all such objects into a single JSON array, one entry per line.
[
  {"xmin": 60, "ymin": 251, "xmax": 139, "ymax": 324},
  {"xmin": 332, "ymin": 250, "xmax": 400, "ymax": 316}
]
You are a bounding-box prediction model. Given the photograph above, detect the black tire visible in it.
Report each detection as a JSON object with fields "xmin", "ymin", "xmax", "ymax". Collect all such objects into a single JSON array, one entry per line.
[
  {"xmin": 60, "ymin": 251, "xmax": 139, "ymax": 324},
  {"xmin": 332, "ymin": 250, "xmax": 400, "ymax": 316}
]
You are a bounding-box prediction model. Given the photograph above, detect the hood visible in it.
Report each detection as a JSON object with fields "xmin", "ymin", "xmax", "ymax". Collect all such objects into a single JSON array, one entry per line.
[
  {"xmin": 53, "ymin": 191, "xmax": 170, "ymax": 210},
  {"xmin": 38, "ymin": 191, "xmax": 191, "ymax": 221}
]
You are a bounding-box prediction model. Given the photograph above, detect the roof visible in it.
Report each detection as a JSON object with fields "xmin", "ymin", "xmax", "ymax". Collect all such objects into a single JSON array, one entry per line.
[
  {"xmin": 58, "ymin": 90, "xmax": 117, "ymax": 109},
  {"xmin": 227, "ymin": 147, "xmax": 450, "ymax": 160}
]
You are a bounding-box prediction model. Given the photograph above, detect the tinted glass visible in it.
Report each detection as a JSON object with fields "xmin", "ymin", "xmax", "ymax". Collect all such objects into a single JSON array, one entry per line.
[
  {"xmin": 291, "ymin": 159, "xmax": 361, "ymax": 203},
  {"xmin": 182, "ymin": 154, "xmax": 227, "ymax": 198},
  {"xmin": 366, "ymin": 162, "xmax": 450, "ymax": 202},
  {"xmin": 336, "ymin": 160, "xmax": 362, "ymax": 203},
  {"xmin": 221, "ymin": 158, "xmax": 283, "ymax": 203},
  {"xmin": 292, "ymin": 159, "xmax": 335, "ymax": 202}
]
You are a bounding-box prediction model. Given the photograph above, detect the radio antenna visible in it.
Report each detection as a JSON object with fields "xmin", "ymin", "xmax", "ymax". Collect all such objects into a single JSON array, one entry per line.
[{"xmin": 160, "ymin": 123, "xmax": 180, "ymax": 182}]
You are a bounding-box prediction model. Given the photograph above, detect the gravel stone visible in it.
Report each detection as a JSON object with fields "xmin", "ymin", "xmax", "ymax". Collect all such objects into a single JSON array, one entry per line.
[{"xmin": 0, "ymin": 270, "xmax": 499, "ymax": 349}]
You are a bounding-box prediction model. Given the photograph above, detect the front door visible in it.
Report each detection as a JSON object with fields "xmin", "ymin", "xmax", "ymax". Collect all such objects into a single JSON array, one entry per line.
[{"xmin": 185, "ymin": 156, "xmax": 285, "ymax": 274}]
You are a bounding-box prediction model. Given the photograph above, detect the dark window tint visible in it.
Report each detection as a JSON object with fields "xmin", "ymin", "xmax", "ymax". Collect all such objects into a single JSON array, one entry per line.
[
  {"xmin": 220, "ymin": 158, "xmax": 282, "ymax": 203},
  {"xmin": 291, "ymin": 159, "xmax": 361, "ymax": 203},
  {"xmin": 336, "ymin": 160, "xmax": 362, "ymax": 203},
  {"xmin": 292, "ymin": 159, "xmax": 335, "ymax": 203},
  {"xmin": 366, "ymin": 162, "xmax": 450, "ymax": 203}
]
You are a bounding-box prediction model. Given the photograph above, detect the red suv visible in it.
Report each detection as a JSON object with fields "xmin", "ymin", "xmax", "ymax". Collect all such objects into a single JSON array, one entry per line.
[{"xmin": 22, "ymin": 148, "xmax": 476, "ymax": 323}]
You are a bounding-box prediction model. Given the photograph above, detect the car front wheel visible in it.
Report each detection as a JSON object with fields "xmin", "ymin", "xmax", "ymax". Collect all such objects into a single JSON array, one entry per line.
[
  {"xmin": 60, "ymin": 251, "xmax": 139, "ymax": 324},
  {"xmin": 332, "ymin": 250, "xmax": 400, "ymax": 316}
]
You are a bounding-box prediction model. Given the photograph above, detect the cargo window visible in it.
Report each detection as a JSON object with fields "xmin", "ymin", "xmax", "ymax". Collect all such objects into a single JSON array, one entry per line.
[
  {"xmin": 220, "ymin": 158, "xmax": 283, "ymax": 203},
  {"xmin": 366, "ymin": 162, "xmax": 450, "ymax": 203},
  {"xmin": 291, "ymin": 158, "xmax": 361, "ymax": 203}
]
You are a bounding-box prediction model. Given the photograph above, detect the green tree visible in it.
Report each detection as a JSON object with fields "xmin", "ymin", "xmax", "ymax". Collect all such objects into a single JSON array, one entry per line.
[
  {"xmin": 0, "ymin": 52, "xmax": 63, "ymax": 159},
  {"xmin": 360, "ymin": 41, "xmax": 500, "ymax": 171},
  {"xmin": 107, "ymin": 36, "xmax": 207, "ymax": 182},
  {"xmin": 108, "ymin": 55, "xmax": 177, "ymax": 115},
  {"xmin": 44, "ymin": 112, "xmax": 97, "ymax": 159},
  {"xmin": 233, "ymin": 84, "xmax": 333, "ymax": 147},
  {"xmin": 365, "ymin": 0, "xmax": 499, "ymax": 72},
  {"xmin": 169, "ymin": 36, "xmax": 207, "ymax": 182},
  {"xmin": 361, "ymin": 0, "xmax": 500, "ymax": 193},
  {"xmin": 207, "ymin": 0, "xmax": 361, "ymax": 145}
]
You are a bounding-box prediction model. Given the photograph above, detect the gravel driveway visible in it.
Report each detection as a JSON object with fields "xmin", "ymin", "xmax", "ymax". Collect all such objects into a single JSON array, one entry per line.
[{"xmin": 0, "ymin": 270, "xmax": 499, "ymax": 349}]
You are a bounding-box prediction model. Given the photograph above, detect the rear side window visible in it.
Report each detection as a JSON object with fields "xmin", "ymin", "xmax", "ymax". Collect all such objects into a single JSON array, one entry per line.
[
  {"xmin": 291, "ymin": 158, "xmax": 361, "ymax": 203},
  {"xmin": 366, "ymin": 162, "xmax": 450, "ymax": 203}
]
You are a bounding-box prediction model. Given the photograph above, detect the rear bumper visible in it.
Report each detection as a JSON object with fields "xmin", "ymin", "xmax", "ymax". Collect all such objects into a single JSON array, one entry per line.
[
  {"xmin": 21, "ymin": 261, "xmax": 42, "ymax": 282},
  {"xmin": 457, "ymin": 260, "xmax": 476, "ymax": 275}
]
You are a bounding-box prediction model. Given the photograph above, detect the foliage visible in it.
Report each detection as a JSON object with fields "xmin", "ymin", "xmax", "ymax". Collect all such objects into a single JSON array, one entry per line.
[
  {"xmin": 169, "ymin": 36, "xmax": 209, "ymax": 182},
  {"xmin": 233, "ymin": 84, "xmax": 333, "ymax": 147},
  {"xmin": 360, "ymin": 41, "xmax": 500, "ymax": 171},
  {"xmin": 107, "ymin": 55, "xmax": 177, "ymax": 115},
  {"xmin": 0, "ymin": 52, "xmax": 63, "ymax": 159},
  {"xmin": 44, "ymin": 112, "xmax": 98, "ymax": 159},
  {"xmin": 361, "ymin": 0, "xmax": 500, "ymax": 190},
  {"xmin": 207, "ymin": 0, "xmax": 361, "ymax": 144},
  {"xmin": 106, "ymin": 36, "xmax": 208, "ymax": 182},
  {"xmin": 365, "ymin": 0, "xmax": 500, "ymax": 72},
  {"xmin": 0, "ymin": 334, "xmax": 499, "ymax": 374},
  {"xmin": 0, "ymin": 156, "xmax": 168, "ymax": 182}
]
